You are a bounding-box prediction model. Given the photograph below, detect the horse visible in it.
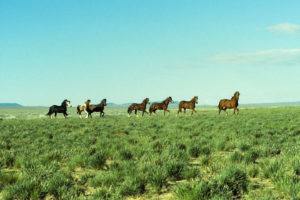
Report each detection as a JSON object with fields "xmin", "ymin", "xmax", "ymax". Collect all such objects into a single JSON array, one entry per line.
[
  {"xmin": 177, "ymin": 96, "xmax": 198, "ymax": 116},
  {"xmin": 77, "ymin": 99, "xmax": 91, "ymax": 118},
  {"xmin": 127, "ymin": 98, "xmax": 150, "ymax": 117},
  {"xmin": 46, "ymin": 99, "xmax": 72, "ymax": 118},
  {"xmin": 87, "ymin": 99, "xmax": 107, "ymax": 118},
  {"xmin": 218, "ymin": 91, "xmax": 240, "ymax": 115},
  {"xmin": 149, "ymin": 96, "xmax": 174, "ymax": 116}
]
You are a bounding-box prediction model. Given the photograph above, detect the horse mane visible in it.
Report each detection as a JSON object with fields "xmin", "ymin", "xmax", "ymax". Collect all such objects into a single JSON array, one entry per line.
[
  {"xmin": 100, "ymin": 99, "xmax": 106, "ymax": 105},
  {"xmin": 162, "ymin": 97, "xmax": 169, "ymax": 105},
  {"xmin": 142, "ymin": 98, "xmax": 149, "ymax": 104},
  {"xmin": 61, "ymin": 99, "xmax": 68, "ymax": 106},
  {"xmin": 190, "ymin": 96, "xmax": 198, "ymax": 102}
]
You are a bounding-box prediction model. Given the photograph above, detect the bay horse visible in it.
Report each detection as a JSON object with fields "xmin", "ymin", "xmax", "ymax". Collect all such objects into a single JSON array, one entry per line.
[
  {"xmin": 218, "ymin": 91, "xmax": 240, "ymax": 115},
  {"xmin": 149, "ymin": 96, "xmax": 174, "ymax": 116},
  {"xmin": 177, "ymin": 96, "xmax": 198, "ymax": 117},
  {"xmin": 127, "ymin": 98, "xmax": 150, "ymax": 117},
  {"xmin": 46, "ymin": 99, "xmax": 72, "ymax": 118},
  {"xmin": 77, "ymin": 99, "xmax": 91, "ymax": 118},
  {"xmin": 87, "ymin": 99, "xmax": 107, "ymax": 118}
]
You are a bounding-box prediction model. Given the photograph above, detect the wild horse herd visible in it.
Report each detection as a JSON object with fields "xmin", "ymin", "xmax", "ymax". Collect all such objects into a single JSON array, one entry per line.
[{"xmin": 46, "ymin": 91, "xmax": 240, "ymax": 118}]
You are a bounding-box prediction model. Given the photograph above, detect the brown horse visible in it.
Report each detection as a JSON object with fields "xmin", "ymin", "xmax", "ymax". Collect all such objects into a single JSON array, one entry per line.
[
  {"xmin": 77, "ymin": 99, "xmax": 91, "ymax": 118},
  {"xmin": 218, "ymin": 92, "xmax": 240, "ymax": 115},
  {"xmin": 87, "ymin": 99, "xmax": 107, "ymax": 118},
  {"xmin": 149, "ymin": 96, "xmax": 174, "ymax": 116},
  {"xmin": 177, "ymin": 96, "xmax": 198, "ymax": 116},
  {"xmin": 128, "ymin": 98, "xmax": 150, "ymax": 117}
]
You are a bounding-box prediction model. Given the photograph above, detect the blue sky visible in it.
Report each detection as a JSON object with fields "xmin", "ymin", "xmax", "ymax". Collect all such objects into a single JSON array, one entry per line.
[{"xmin": 0, "ymin": 0, "xmax": 299, "ymax": 106}]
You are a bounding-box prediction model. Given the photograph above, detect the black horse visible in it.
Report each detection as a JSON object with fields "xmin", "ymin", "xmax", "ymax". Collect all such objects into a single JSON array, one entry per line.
[
  {"xmin": 46, "ymin": 99, "xmax": 72, "ymax": 118},
  {"xmin": 127, "ymin": 98, "xmax": 150, "ymax": 117},
  {"xmin": 87, "ymin": 99, "xmax": 107, "ymax": 118}
]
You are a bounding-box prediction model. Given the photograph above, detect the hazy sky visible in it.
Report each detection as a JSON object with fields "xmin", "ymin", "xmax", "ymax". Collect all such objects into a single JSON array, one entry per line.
[{"xmin": 1, "ymin": 0, "xmax": 300, "ymax": 106}]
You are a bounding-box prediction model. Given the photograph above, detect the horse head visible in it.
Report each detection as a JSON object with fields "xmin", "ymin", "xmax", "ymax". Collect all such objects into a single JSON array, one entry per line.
[
  {"xmin": 143, "ymin": 98, "xmax": 150, "ymax": 105},
  {"xmin": 168, "ymin": 96, "xmax": 174, "ymax": 103},
  {"xmin": 101, "ymin": 99, "xmax": 107, "ymax": 106},
  {"xmin": 62, "ymin": 99, "xmax": 72, "ymax": 107},
  {"xmin": 234, "ymin": 91, "xmax": 240, "ymax": 100},
  {"xmin": 193, "ymin": 96, "xmax": 198, "ymax": 104},
  {"xmin": 85, "ymin": 99, "xmax": 91, "ymax": 105}
]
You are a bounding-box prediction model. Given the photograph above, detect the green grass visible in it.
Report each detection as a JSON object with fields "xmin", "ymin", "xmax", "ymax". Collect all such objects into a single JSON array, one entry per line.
[{"xmin": 0, "ymin": 106, "xmax": 300, "ymax": 199}]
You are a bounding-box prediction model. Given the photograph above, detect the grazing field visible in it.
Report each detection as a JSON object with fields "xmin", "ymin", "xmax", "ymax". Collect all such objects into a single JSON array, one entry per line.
[{"xmin": 1, "ymin": 106, "xmax": 300, "ymax": 199}]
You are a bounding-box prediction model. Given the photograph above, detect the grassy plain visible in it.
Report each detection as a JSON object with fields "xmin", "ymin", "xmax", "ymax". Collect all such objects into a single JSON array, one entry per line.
[{"xmin": 0, "ymin": 106, "xmax": 300, "ymax": 199}]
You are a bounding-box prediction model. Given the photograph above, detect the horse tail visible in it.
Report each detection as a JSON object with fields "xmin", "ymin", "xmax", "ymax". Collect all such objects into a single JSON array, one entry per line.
[
  {"xmin": 127, "ymin": 106, "xmax": 132, "ymax": 114},
  {"xmin": 77, "ymin": 105, "xmax": 80, "ymax": 114},
  {"xmin": 46, "ymin": 107, "xmax": 51, "ymax": 116}
]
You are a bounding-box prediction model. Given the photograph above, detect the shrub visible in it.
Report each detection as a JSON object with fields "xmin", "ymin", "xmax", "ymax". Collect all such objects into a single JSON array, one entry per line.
[
  {"xmin": 164, "ymin": 160, "xmax": 186, "ymax": 181},
  {"xmin": 119, "ymin": 175, "xmax": 147, "ymax": 196},
  {"xmin": 174, "ymin": 181, "xmax": 213, "ymax": 200},
  {"xmin": 147, "ymin": 166, "xmax": 168, "ymax": 192},
  {"xmin": 182, "ymin": 167, "xmax": 200, "ymax": 180},
  {"xmin": 237, "ymin": 142, "xmax": 250, "ymax": 152},
  {"xmin": 229, "ymin": 151, "xmax": 244, "ymax": 163},
  {"xmin": 216, "ymin": 167, "xmax": 249, "ymax": 197},
  {"xmin": 90, "ymin": 172, "xmax": 119, "ymax": 187},
  {"xmin": 0, "ymin": 171, "xmax": 18, "ymax": 190},
  {"xmin": 244, "ymin": 150, "xmax": 259, "ymax": 164},
  {"xmin": 189, "ymin": 146, "xmax": 201, "ymax": 158},
  {"xmin": 88, "ymin": 151, "xmax": 107, "ymax": 169},
  {"xmin": 119, "ymin": 149, "xmax": 133, "ymax": 160},
  {"xmin": 248, "ymin": 166, "xmax": 259, "ymax": 178},
  {"xmin": 92, "ymin": 188, "xmax": 112, "ymax": 200}
]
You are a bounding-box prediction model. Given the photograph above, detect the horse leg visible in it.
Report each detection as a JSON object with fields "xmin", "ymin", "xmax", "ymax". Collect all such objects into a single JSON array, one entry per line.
[
  {"xmin": 164, "ymin": 110, "xmax": 166, "ymax": 116},
  {"xmin": 55, "ymin": 112, "xmax": 57, "ymax": 118},
  {"xmin": 224, "ymin": 109, "xmax": 228, "ymax": 116},
  {"xmin": 167, "ymin": 110, "xmax": 170, "ymax": 116},
  {"xmin": 233, "ymin": 108, "xmax": 236, "ymax": 115},
  {"xmin": 135, "ymin": 110, "xmax": 139, "ymax": 118},
  {"xmin": 236, "ymin": 108, "xmax": 239, "ymax": 115},
  {"xmin": 84, "ymin": 110, "xmax": 88, "ymax": 118},
  {"xmin": 191, "ymin": 109, "xmax": 194, "ymax": 116},
  {"xmin": 184, "ymin": 108, "xmax": 186, "ymax": 116},
  {"xmin": 177, "ymin": 108, "xmax": 181, "ymax": 117}
]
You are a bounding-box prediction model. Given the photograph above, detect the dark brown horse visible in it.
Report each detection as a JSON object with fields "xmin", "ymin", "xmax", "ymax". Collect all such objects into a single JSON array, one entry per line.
[
  {"xmin": 149, "ymin": 96, "xmax": 174, "ymax": 116},
  {"xmin": 87, "ymin": 99, "xmax": 107, "ymax": 118},
  {"xmin": 218, "ymin": 92, "xmax": 240, "ymax": 115},
  {"xmin": 128, "ymin": 98, "xmax": 150, "ymax": 117},
  {"xmin": 177, "ymin": 96, "xmax": 198, "ymax": 116}
]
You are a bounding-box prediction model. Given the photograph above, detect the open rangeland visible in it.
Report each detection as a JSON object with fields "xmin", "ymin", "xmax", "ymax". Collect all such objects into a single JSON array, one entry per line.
[{"xmin": 0, "ymin": 106, "xmax": 300, "ymax": 199}]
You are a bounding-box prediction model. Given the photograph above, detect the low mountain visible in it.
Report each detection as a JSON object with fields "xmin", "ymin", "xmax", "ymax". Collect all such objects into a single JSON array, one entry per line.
[{"xmin": 0, "ymin": 103, "xmax": 22, "ymax": 107}]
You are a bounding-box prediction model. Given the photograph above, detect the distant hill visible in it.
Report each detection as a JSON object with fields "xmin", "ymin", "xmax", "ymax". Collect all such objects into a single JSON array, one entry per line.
[
  {"xmin": 0, "ymin": 103, "xmax": 22, "ymax": 107},
  {"xmin": 241, "ymin": 101, "xmax": 300, "ymax": 107}
]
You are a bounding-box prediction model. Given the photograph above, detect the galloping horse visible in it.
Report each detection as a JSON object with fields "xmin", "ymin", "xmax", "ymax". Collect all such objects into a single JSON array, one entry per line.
[
  {"xmin": 87, "ymin": 99, "xmax": 107, "ymax": 118},
  {"xmin": 149, "ymin": 96, "xmax": 174, "ymax": 116},
  {"xmin": 77, "ymin": 99, "xmax": 91, "ymax": 118},
  {"xmin": 218, "ymin": 91, "xmax": 240, "ymax": 115},
  {"xmin": 128, "ymin": 98, "xmax": 150, "ymax": 117},
  {"xmin": 177, "ymin": 96, "xmax": 198, "ymax": 116},
  {"xmin": 46, "ymin": 99, "xmax": 72, "ymax": 118}
]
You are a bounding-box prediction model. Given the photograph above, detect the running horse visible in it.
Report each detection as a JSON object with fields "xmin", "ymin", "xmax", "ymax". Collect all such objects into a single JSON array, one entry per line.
[
  {"xmin": 46, "ymin": 99, "xmax": 72, "ymax": 118},
  {"xmin": 127, "ymin": 98, "xmax": 150, "ymax": 117},
  {"xmin": 87, "ymin": 99, "xmax": 107, "ymax": 118},
  {"xmin": 218, "ymin": 91, "xmax": 240, "ymax": 115},
  {"xmin": 149, "ymin": 96, "xmax": 174, "ymax": 116},
  {"xmin": 77, "ymin": 99, "xmax": 91, "ymax": 118},
  {"xmin": 177, "ymin": 96, "xmax": 198, "ymax": 116}
]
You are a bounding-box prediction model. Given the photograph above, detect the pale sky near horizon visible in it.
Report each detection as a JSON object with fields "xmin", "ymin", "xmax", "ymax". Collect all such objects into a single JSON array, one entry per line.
[{"xmin": 1, "ymin": 0, "xmax": 300, "ymax": 106}]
